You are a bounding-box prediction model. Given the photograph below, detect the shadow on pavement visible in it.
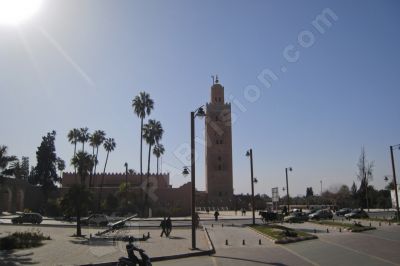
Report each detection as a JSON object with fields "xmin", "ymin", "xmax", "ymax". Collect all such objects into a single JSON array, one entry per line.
[
  {"xmin": 69, "ymin": 238, "xmax": 115, "ymax": 246},
  {"xmin": 0, "ymin": 251, "xmax": 37, "ymax": 265},
  {"xmin": 212, "ymin": 255, "xmax": 287, "ymax": 266},
  {"xmin": 167, "ymin": 236, "xmax": 186, "ymax": 240}
]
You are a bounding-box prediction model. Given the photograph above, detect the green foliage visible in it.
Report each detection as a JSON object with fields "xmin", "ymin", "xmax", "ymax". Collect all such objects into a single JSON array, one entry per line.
[
  {"xmin": 0, "ymin": 229, "xmax": 51, "ymax": 250},
  {"xmin": 32, "ymin": 131, "xmax": 59, "ymax": 197},
  {"xmin": 71, "ymin": 151, "xmax": 94, "ymax": 184},
  {"xmin": 60, "ymin": 184, "xmax": 93, "ymax": 217},
  {"xmin": 0, "ymin": 145, "xmax": 18, "ymax": 180}
]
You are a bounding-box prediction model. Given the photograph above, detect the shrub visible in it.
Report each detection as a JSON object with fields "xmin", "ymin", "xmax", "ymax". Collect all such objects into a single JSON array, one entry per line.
[{"xmin": 0, "ymin": 229, "xmax": 51, "ymax": 250}]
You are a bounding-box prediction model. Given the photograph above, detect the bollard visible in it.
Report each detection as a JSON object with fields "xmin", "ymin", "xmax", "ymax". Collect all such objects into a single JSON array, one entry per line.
[
  {"xmin": 379, "ymin": 222, "xmax": 381, "ymax": 226},
  {"xmin": 339, "ymin": 228, "xmax": 342, "ymax": 233},
  {"xmin": 243, "ymin": 239, "xmax": 245, "ymax": 245},
  {"xmin": 212, "ymin": 224, "xmax": 213, "ymax": 227},
  {"xmin": 326, "ymin": 228, "xmax": 329, "ymax": 233},
  {"xmin": 222, "ymin": 223, "xmax": 224, "ymax": 227},
  {"xmin": 259, "ymin": 239, "xmax": 262, "ymax": 245},
  {"xmin": 314, "ymin": 229, "xmax": 317, "ymax": 234},
  {"xmin": 148, "ymin": 232, "xmax": 150, "ymax": 238},
  {"xmin": 225, "ymin": 239, "xmax": 228, "ymax": 245}
]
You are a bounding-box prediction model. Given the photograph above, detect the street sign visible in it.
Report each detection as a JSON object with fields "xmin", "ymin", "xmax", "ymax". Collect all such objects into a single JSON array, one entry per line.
[{"xmin": 272, "ymin": 187, "xmax": 279, "ymax": 203}]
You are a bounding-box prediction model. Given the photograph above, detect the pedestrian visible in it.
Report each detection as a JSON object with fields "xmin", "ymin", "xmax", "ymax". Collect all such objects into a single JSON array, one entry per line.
[
  {"xmin": 214, "ymin": 210, "xmax": 219, "ymax": 221},
  {"xmin": 160, "ymin": 217, "xmax": 167, "ymax": 237},
  {"xmin": 166, "ymin": 216, "xmax": 172, "ymax": 237}
]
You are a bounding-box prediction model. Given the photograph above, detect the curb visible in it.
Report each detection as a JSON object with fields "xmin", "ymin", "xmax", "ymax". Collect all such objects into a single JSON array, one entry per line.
[
  {"xmin": 81, "ymin": 228, "xmax": 215, "ymax": 266},
  {"xmin": 248, "ymin": 225, "xmax": 318, "ymax": 245}
]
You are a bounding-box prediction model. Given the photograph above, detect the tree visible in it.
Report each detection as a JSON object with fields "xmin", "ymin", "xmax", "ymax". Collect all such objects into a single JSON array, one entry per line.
[
  {"xmin": 143, "ymin": 119, "xmax": 163, "ymax": 215},
  {"xmin": 98, "ymin": 138, "xmax": 116, "ymax": 209},
  {"xmin": 132, "ymin": 92, "xmax": 154, "ymax": 176},
  {"xmin": 306, "ymin": 187, "xmax": 314, "ymax": 198},
  {"xmin": 68, "ymin": 151, "xmax": 94, "ymax": 236},
  {"xmin": 78, "ymin": 127, "xmax": 90, "ymax": 153},
  {"xmin": 356, "ymin": 147, "xmax": 374, "ymax": 210},
  {"xmin": 21, "ymin": 156, "xmax": 30, "ymax": 180},
  {"xmin": 60, "ymin": 184, "xmax": 92, "ymax": 236},
  {"xmin": 56, "ymin": 157, "xmax": 66, "ymax": 182},
  {"xmin": 67, "ymin": 128, "xmax": 80, "ymax": 158},
  {"xmin": 71, "ymin": 151, "xmax": 94, "ymax": 184},
  {"xmin": 0, "ymin": 145, "xmax": 18, "ymax": 181},
  {"xmin": 152, "ymin": 143, "xmax": 165, "ymax": 175},
  {"xmin": 89, "ymin": 130, "xmax": 106, "ymax": 186},
  {"xmin": 33, "ymin": 131, "xmax": 59, "ymax": 199}
]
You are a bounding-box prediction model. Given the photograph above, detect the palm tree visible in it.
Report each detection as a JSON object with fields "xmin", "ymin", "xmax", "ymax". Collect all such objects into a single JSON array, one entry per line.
[
  {"xmin": 71, "ymin": 151, "xmax": 94, "ymax": 184},
  {"xmin": 67, "ymin": 128, "xmax": 80, "ymax": 174},
  {"xmin": 69, "ymin": 151, "xmax": 94, "ymax": 236},
  {"xmin": 0, "ymin": 145, "xmax": 18, "ymax": 181},
  {"xmin": 132, "ymin": 92, "xmax": 154, "ymax": 176},
  {"xmin": 56, "ymin": 157, "xmax": 66, "ymax": 183},
  {"xmin": 67, "ymin": 128, "xmax": 80, "ymax": 157},
  {"xmin": 89, "ymin": 130, "xmax": 106, "ymax": 186},
  {"xmin": 61, "ymin": 184, "xmax": 92, "ymax": 237},
  {"xmin": 98, "ymin": 138, "xmax": 116, "ymax": 209},
  {"xmin": 152, "ymin": 143, "xmax": 165, "ymax": 175},
  {"xmin": 78, "ymin": 127, "xmax": 90, "ymax": 152},
  {"xmin": 143, "ymin": 120, "xmax": 163, "ymax": 215}
]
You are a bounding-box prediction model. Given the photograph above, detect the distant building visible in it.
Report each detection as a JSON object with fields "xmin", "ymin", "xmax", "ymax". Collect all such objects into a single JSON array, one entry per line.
[{"xmin": 205, "ymin": 77, "xmax": 234, "ymax": 204}]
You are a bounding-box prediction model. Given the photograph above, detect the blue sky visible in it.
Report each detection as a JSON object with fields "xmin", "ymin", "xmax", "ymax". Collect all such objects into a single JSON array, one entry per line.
[{"xmin": 1, "ymin": 0, "xmax": 399, "ymax": 196}]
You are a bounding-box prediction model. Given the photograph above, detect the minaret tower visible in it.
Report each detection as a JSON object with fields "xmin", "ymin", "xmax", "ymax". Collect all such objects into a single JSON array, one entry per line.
[{"xmin": 205, "ymin": 76, "xmax": 233, "ymax": 204}]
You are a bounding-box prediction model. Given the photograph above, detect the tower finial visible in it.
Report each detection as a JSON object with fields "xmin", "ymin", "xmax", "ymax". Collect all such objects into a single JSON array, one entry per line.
[{"xmin": 215, "ymin": 75, "xmax": 219, "ymax": 84}]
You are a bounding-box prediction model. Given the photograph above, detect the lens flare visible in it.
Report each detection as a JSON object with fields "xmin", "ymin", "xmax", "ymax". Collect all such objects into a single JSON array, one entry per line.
[{"xmin": 0, "ymin": 0, "xmax": 43, "ymax": 25}]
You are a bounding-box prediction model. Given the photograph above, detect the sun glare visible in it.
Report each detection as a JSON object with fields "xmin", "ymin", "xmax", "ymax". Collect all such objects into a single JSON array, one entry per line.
[{"xmin": 0, "ymin": 0, "xmax": 43, "ymax": 26}]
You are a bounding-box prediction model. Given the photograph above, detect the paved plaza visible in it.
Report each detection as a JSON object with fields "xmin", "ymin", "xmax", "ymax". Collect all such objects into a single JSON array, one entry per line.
[{"xmin": 1, "ymin": 212, "xmax": 400, "ymax": 265}]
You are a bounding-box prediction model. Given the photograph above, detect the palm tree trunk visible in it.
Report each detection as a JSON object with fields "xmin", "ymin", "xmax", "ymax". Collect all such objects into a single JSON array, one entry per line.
[
  {"xmin": 89, "ymin": 146, "xmax": 95, "ymax": 187},
  {"xmin": 93, "ymin": 146, "xmax": 100, "ymax": 187},
  {"xmin": 74, "ymin": 143, "xmax": 77, "ymax": 180},
  {"xmin": 144, "ymin": 144, "xmax": 152, "ymax": 217},
  {"xmin": 156, "ymin": 156, "xmax": 159, "ymax": 175},
  {"xmin": 98, "ymin": 152, "xmax": 110, "ymax": 211},
  {"xmin": 77, "ymin": 193, "xmax": 81, "ymax": 236},
  {"xmin": 140, "ymin": 118, "xmax": 143, "ymax": 175}
]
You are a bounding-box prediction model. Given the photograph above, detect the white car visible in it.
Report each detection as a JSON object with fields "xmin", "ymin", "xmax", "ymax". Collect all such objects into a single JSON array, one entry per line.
[{"xmin": 81, "ymin": 214, "xmax": 108, "ymax": 226}]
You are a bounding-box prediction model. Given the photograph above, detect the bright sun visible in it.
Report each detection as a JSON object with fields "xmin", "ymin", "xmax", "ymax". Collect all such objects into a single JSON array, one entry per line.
[{"xmin": 0, "ymin": 0, "xmax": 43, "ymax": 26}]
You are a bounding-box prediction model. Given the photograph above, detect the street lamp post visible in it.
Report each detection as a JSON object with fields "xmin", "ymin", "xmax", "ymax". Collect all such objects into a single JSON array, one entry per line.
[
  {"xmin": 390, "ymin": 144, "xmax": 400, "ymax": 223},
  {"xmin": 182, "ymin": 106, "xmax": 205, "ymax": 250},
  {"xmin": 124, "ymin": 162, "xmax": 128, "ymax": 210},
  {"xmin": 285, "ymin": 167, "xmax": 293, "ymax": 212},
  {"xmin": 246, "ymin": 149, "xmax": 257, "ymax": 225}
]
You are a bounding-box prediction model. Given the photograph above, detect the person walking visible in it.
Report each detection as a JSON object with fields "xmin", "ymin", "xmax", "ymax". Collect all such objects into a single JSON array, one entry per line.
[
  {"xmin": 166, "ymin": 216, "xmax": 172, "ymax": 237},
  {"xmin": 214, "ymin": 210, "xmax": 219, "ymax": 221},
  {"xmin": 160, "ymin": 217, "xmax": 167, "ymax": 237}
]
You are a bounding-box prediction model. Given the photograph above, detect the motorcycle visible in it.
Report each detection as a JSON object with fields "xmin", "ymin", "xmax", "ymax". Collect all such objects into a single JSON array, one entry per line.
[{"xmin": 117, "ymin": 237, "xmax": 152, "ymax": 266}]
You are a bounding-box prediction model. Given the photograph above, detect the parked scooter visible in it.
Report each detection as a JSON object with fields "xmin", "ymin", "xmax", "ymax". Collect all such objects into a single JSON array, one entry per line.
[{"xmin": 117, "ymin": 237, "xmax": 152, "ymax": 266}]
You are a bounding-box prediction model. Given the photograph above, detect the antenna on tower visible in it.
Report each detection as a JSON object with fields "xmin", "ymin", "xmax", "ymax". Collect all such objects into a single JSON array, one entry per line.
[{"xmin": 211, "ymin": 75, "xmax": 215, "ymax": 85}]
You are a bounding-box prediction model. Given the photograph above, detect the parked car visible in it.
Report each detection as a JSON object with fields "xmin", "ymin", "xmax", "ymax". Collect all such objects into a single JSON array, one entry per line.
[
  {"xmin": 12, "ymin": 213, "xmax": 43, "ymax": 224},
  {"xmin": 309, "ymin": 209, "xmax": 333, "ymax": 220},
  {"xmin": 81, "ymin": 214, "xmax": 108, "ymax": 226},
  {"xmin": 284, "ymin": 212, "xmax": 309, "ymax": 223},
  {"xmin": 345, "ymin": 209, "xmax": 369, "ymax": 219},
  {"xmin": 335, "ymin": 208, "xmax": 352, "ymax": 216}
]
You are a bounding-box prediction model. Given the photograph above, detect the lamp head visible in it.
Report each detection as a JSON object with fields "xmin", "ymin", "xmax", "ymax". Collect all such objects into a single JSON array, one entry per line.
[
  {"xmin": 196, "ymin": 107, "xmax": 206, "ymax": 118},
  {"xmin": 253, "ymin": 177, "xmax": 258, "ymax": 183},
  {"xmin": 182, "ymin": 166, "xmax": 190, "ymax": 177},
  {"xmin": 124, "ymin": 162, "xmax": 128, "ymax": 167},
  {"xmin": 384, "ymin": 176, "xmax": 389, "ymax": 182},
  {"xmin": 288, "ymin": 167, "xmax": 293, "ymax": 172},
  {"xmin": 246, "ymin": 150, "xmax": 251, "ymax": 157}
]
